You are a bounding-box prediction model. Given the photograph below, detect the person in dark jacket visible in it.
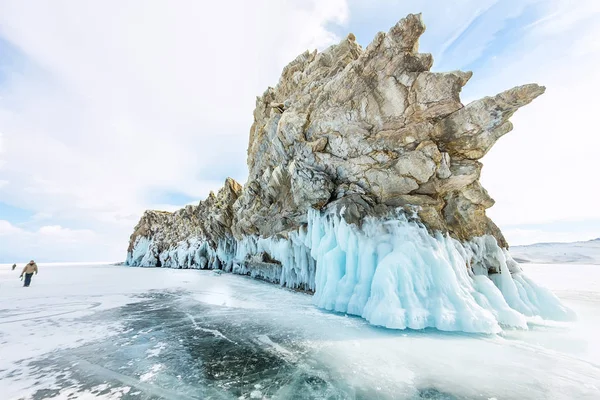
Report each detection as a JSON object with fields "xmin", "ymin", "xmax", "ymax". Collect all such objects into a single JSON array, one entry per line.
[
  {"xmin": 20, "ymin": 260, "xmax": 38, "ymax": 287},
  {"xmin": 12, "ymin": 263, "xmax": 16, "ymax": 270}
]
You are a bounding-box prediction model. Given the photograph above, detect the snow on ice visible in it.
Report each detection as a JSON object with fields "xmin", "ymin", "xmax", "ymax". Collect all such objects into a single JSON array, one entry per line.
[{"xmin": 1, "ymin": 263, "xmax": 598, "ymax": 399}]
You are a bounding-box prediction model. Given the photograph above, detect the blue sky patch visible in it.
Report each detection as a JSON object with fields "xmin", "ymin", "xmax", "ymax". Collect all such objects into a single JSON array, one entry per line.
[
  {"xmin": 0, "ymin": 201, "xmax": 35, "ymax": 225},
  {"xmin": 146, "ymin": 190, "xmax": 199, "ymax": 207},
  {"xmin": 0, "ymin": 37, "xmax": 25, "ymax": 86}
]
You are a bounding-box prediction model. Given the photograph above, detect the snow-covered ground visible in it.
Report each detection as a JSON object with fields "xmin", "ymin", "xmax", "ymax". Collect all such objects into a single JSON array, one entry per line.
[
  {"xmin": 0, "ymin": 263, "xmax": 598, "ymax": 399},
  {"xmin": 511, "ymin": 238, "xmax": 600, "ymax": 264}
]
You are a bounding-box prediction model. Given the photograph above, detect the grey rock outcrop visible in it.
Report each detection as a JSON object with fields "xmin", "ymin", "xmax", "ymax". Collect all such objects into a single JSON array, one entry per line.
[
  {"xmin": 127, "ymin": 14, "xmax": 543, "ymax": 269},
  {"xmin": 127, "ymin": 178, "xmax": 241, "ymax": 267}
]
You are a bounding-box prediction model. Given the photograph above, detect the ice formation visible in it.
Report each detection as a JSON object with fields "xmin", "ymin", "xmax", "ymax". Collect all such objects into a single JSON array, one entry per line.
[
  {"xmin": 127, "ymin": 209, "xmax": 574, "ymax": 333},
  {"xmin": 125, "ymin": 14, "xmax": 574, "ymax": 333}
]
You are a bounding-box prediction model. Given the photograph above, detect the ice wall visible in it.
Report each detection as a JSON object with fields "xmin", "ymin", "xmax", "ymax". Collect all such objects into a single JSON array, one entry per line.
[
  {"xmin": 304, "ymin": 210, "xmax": 574, "ymax": 333},
  {"xmin": 127, "ymin": 209, "xmax": 574, "ymax": 333}
]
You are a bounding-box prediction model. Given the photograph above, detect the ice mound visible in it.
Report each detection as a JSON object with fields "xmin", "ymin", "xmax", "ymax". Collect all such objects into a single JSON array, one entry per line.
[{"xmin": 304, "ymin": 210, "xmax": 574, "ymax": 333}]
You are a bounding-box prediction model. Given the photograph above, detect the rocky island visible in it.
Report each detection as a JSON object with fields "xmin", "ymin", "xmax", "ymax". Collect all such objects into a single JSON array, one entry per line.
[{"xmin": 126, "ymin": 14, "xmax": 573, "ymax": 333}]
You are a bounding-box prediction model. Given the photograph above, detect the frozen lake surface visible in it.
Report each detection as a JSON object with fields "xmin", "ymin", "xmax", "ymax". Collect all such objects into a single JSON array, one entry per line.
[{"xmin": 0, "ymin": 263, "xmax": 598, "ymax": 399}]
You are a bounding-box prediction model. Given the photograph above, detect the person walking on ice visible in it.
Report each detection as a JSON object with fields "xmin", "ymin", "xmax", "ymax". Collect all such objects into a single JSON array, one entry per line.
[
  {"xmin": 12, "ymin": 263, "xmax": 16, "ymax": 270},
  {"xmin": 20, "ymin": 260, "xmax": 38, "ymax": 287}
]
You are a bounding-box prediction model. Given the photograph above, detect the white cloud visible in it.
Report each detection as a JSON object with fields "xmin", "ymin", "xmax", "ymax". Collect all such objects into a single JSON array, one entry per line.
[
  {"xmin": 0, "ymin": 219, "xmax": 21, "ymax": 235},
  {"xmin": 0, "ymin": 0, "xmax": 348, "ymax": 260},
  {"xmin": 0, "ymin": 220, "xmax": 107, "ymax": 262},
  {"xmin": 0, "ymin": 131, "xmax": 5, "ymax": 170},
  {"xmin": 477, "ymin": 0, "xmax": 600, "ymax": 234},
  {"xmin": 37, "ymin": 224, "xmax": 92, "ymax": 236},
  {"xmin": 30, "ymin": 212, "xmax": 53, "ymax": 221}
]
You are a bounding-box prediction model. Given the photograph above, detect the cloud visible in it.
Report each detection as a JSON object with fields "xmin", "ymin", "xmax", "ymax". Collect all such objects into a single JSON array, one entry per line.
[
  {"xmin": 0, "ymin": 220, "xmax": 107, "ymax": 262},
  {"xmin": 0, "ymin": 219, "xmax": 20, "ymax": 235},
  {"xmin": 0, "ymin": 0, "xmax": 348, "ymax": 260},
  {"xmin": 475, "ymin": 0, "xmax": 600, "ymax": 231}
]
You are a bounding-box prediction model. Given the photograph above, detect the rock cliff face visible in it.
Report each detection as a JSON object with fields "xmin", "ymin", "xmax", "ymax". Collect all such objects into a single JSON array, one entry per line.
[{"xmin": 126, "ymin": 15, "xmax": 572, "ymax": 333}]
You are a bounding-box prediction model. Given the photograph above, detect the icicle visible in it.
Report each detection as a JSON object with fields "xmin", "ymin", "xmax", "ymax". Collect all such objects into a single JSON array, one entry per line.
[{"xmin": 125, "ymin": 208, "xmax": 574, "ymax": 333}]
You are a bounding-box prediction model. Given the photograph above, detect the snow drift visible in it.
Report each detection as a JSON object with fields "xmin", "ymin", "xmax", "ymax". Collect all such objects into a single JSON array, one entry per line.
[{"xmin": 511, "ymin": 238, "xmax": 600, "ymax": 265}]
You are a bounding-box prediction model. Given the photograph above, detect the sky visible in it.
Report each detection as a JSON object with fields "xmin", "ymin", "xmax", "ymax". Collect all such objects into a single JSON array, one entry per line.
[{"xmin": 0, "ymin": 0, "xmax": 598, "ymax": 262}]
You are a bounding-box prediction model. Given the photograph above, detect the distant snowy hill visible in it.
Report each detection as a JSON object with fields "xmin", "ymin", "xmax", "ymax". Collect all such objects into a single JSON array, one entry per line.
[{"xmin": 511, "ymin": 238, "xmax": 600, "ymax": 265}]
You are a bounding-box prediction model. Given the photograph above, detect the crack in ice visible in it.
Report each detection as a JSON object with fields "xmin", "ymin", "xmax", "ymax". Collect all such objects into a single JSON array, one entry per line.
[{"xmin": 187, "ymin": 314, "xmax": 236, "ymax": 344}]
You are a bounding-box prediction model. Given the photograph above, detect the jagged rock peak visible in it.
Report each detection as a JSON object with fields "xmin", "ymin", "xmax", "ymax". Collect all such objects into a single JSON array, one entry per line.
[
  {"xmin": 127, "ymin": 176, "xmax": 242, "ymax": 255},
  {"xmin": 234, "ymin": 13, "xmax": 544, "ymax": 246},
  {"xmin": 128, "ymin": 13, "xmax": 545, "ymax": 261}
]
